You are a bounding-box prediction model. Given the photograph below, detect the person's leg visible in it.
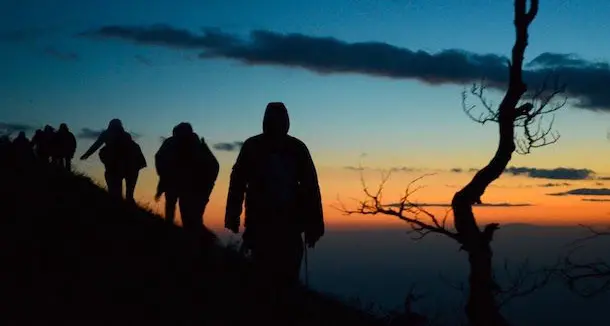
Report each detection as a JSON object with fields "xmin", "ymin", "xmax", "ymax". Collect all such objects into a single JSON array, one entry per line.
[
  {"xmin": 179, "ymin": 193, "xmax": 203, "ymax": 246},
  {"xmin": 66, "ymin": 157, "xmax": 72, "ymax": 171},
  {"xmin": 164, "ymin": 192, "xmax": 178, "ymax": 226},
  {"xmin": 248, "ymin": 235, "xmax": 276, "ymax": 321},
  {"xmin": 104, "ymin": 171, "xmax": 122, "ymax": 199},
  {"xmin": 269, "ymin": 231, "xmax": 305, "ymax": 322},
  {"xmin": 125, "ymin": 170, "xmax": 139, "ymax": 203}
]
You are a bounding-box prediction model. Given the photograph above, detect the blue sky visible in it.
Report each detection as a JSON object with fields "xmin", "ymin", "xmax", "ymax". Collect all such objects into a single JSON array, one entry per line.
[{"xmin": 2, "ymin": 0, "xmax": 610, "ymax": 174}]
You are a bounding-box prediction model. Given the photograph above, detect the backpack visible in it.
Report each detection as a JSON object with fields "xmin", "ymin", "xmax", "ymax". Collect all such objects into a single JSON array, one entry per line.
[
  {"xmin": 99, "ymin": 132, "xmax": 142, "ymax": 173},
  {"xmin": 260, "ymin": 148, "xmax": 300, "ymax": 214}
]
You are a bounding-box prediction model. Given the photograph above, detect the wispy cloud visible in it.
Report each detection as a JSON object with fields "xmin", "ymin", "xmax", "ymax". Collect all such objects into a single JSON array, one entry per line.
[
  {"xmin": 213, "ymin": 141, "xmax": 244, "ymax": 152},
  {"xmin": 538, "ymin": 182, "xmax": 571, "ymax": 188},
  {"xmin": 134, "ymin": 54, "xmax": 153, "ymax": 66},
  {"xmin": 343, "ymin": 165, "xmax": 419, "ymax": 173},
  {"xmin": 77, "ymin": 128, "xmax": 141, "ymax": 140},
  {"xmin": 82, "ymin": 24, "xmax": 610, "ymax": 111},
  {"xmin": 42, "ymin": 46, "xmax": 79, "ymax": 62},
  {"xmin": 0, "ymin": 122, "xmax": 36, "ymax": 135},
  {"xmin": 0, "ymin": 27, "xmax": 58, "ymax": 43}
]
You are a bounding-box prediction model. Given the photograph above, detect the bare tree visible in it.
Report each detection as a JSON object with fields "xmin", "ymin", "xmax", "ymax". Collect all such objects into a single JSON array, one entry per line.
[
  {"xmin": 340, "ymin": 1, "xmax": 567, "ymax": 326},
  {"xmin": 560, "ymin": 225, "xmax": 610, "ymax": 297}
]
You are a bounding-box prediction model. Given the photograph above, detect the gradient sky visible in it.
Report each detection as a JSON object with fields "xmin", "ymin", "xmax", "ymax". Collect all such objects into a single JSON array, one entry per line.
[{"xmin": 2, "ymin": 0, "xmax": 610, "ymax": 229}]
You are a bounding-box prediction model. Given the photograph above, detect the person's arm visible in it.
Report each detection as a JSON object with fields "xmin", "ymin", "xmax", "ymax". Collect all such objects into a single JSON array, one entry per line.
[
  {"xmin": 225, "ymin": 139, "xmax": 250, "ymax": 233},
  {"xmin": 69, "ymin": 133, "xmax": 77, "ymax": 157},
  {"xmin": 200, "ymin": 139, "xmax": 220, "ymax": 188},
  {"xmin": 297, "ymin": 140, "xmax": 325, "ymax": 247},
  {"xmin": 154, "ymin": 139, "xmax": 170, "ymax": 177},
  {"xmin": 80, "ymin": 131, "xmax": 106, "ymax": 160}
]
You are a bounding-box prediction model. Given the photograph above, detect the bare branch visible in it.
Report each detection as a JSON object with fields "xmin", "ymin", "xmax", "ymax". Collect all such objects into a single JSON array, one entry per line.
[
  {"xmin": 495, "ymin": 258, "xmax": 558, "ymax": 308},
  {"xmin": 561, "ymin": 253, "xmax": 610, "ymax": 298},
  {"xmin": 337, "ymin": 170, "xmax": 460, "ymax": 242},
  {"xmin": 461, "ymin": 73, "xmax": 567, "ymax": 156},
  {"xmin": 462, "ymin": 82, "xmax": 500, "ymax": 124},
  {"xmin": 515, "ymin": 73, "xmax": 567, "ymax": 154},
  {"xmin": 566, "ymin": 224, "xmax": 610, "ymax": 248},
  {"xmin": 559, "ymin": 224, "xmax": 610, "ymax": 297}
]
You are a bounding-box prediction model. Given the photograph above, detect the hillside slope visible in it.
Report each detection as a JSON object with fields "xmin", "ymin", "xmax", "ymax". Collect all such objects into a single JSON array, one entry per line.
[{"xmin": 0, "ymin": 161, "xmax": 385, "ymax": 325}]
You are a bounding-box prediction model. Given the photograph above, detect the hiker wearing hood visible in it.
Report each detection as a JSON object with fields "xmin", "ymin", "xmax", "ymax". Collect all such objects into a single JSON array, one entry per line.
[
  {"xmin": 12, "ymin": 132, "xmax": 35, "ymax": 166},
  {"xmin": 32, "ymin": 126, "xmax": 55, "ymax": 163},
  {"xmin": 225, "ymin": 102, "xmax": 324, "ymax": 297},
  {"xmin": 80, "ymin": 119, "xmax": 147, "ymax": 202},
  {"xmin": 155, "ymin": 122, "xmax": 219, "ymax": 237},
  {"xmin": 52, "ymin": 123, "xmax": 77, "ymax": 171}
]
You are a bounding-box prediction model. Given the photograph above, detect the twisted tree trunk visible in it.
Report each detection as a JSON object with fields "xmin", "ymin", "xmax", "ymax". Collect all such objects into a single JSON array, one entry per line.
[{"xmin": 451, "ymin": 1, "xmax": 538, "ymax": 325}]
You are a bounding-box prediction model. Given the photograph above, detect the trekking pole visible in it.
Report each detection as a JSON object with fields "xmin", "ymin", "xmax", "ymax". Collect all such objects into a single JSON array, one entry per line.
[{"xmin": 303, "ymin": 237, "xmax": 309, "ymax": 288}]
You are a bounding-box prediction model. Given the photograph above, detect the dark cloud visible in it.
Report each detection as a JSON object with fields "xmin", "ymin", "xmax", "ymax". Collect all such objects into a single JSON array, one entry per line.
[
  {"xmin": 387, "ymin": 202, "xmax": 532, "ymax": 208},
  {"xmin": 42, "ymin": 46, "xmax": 79, "ymax": 62},
  {"xmin": 538, "ymin": 182, "xmax": 571, "ymax": 188},
  {"xmin": 77, "ymin": 128, "xmax": 140, "ymax": 140},
  {"xmin": 213, "ymin": 141, "xmax": 244, "ymax": 152},
  {"xmin": 0, "ymin": 122, "xmax": 36, "ymax": 135},
  {"xmin": 450, "ymin": 168, "xmax": 463, "ymax": 173},
  {"xmin": 582, "ymin": 198, "xmax": 610, "ymax": 202},
  {"xmin": 82, "ymin": 25, "xmax": 610, "ymax": 111},
  {"xmin": 548, "ymin": 188, "xmax": 610, "ymax": 196},
  {"xmin": 134, "ymin": 54, "xmax": 153, "ymax": 66},
  {"xmin": 525, "ymin": 53, "xmax": 593, "ymax": 69},
  {"xmin": 505, "ymin": 166, "xmax": 595, "ymax": 180}
]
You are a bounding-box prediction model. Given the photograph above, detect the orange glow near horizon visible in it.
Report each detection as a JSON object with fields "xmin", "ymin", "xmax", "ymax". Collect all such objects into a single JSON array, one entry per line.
[{"xmin": 80, "ymin": 164, "xmax": 610, "ymax": 231}]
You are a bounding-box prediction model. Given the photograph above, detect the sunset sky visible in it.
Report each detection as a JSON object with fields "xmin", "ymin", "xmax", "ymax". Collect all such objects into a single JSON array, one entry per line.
[{"xmin": 3, "ymin": 0, "xmax": 610, "ymax": 230}]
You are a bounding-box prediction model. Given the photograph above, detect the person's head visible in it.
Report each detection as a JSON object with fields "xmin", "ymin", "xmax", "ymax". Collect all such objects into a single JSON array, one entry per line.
[
  {"xmin": 43, "ymin": 125, "xmax": 54, "ymax": 133},
  {"xmin": 107, "ymin": 119, "xmax": 124, "ymax": 133},
  {"xmin": 173, "ymin": 122, "xmax": 193, "ymax": 140},
  {"xmin": 17, "ymin": 131, "xmax": 26, "ymax": 138},
  {"xmin": 59, "ymin": 123, "xmax": 68, "ymax": 132},
  {"xmin": 262, "ymin": 102, "xmax": 290, "ymax": 136}
]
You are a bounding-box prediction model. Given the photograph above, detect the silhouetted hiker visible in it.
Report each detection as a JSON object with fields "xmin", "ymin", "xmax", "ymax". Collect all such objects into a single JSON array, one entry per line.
[
  {"xmin": 32, "ymin": 125, "xmax": 55, "ymax": 163},
  {"xmin": 30, "ymin": 129, "xmax": 44, "ymax": 159},
  {"xmin": 155, "ymin": 122, "xmax": 219, "ymax": 245},
  {"xmin": 52, "ymin": 123, "xmax": 77, "ymax": 171},
  {"xmin": 0, "ymin": 135, "xmax": 14, "ymax": 167},
  {"xmin": 225, "ymin": 102, "xmax": 324, "ymax": 320},
  {"xmin": 12, "ymin": 131, "xmax": 35, "ymax": 167},
  {"xmin": 80, "ymin": 119, "xmax": 147, "ymax": 202}
]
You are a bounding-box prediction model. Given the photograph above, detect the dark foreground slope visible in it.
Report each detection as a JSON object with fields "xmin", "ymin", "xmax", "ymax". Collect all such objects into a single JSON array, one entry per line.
[{"xmin": 0, "ymin": 162, "xmax": 383, "ymax": 326}]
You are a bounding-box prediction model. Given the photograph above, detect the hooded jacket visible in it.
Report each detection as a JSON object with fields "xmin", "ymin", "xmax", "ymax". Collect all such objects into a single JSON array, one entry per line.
[{"xmin": 225, "ymin": 102, "xmax": 324, "ymax": 238}]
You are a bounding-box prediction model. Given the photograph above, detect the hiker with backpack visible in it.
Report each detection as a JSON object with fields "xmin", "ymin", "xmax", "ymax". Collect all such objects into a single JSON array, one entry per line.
[
  {"xmin": 225, "ymin": 102, "xmax": 325, "ymax": 320},
  {"xmin": 154, "ymin": 122, "xmax": 219, "ymax": 242},
  {"xmin": 52, "ymin": 123, "xmax": 77, "ymax": 171},
  {"xmin": 80, "ymin": 119, "xmax": 147, "ymax": 202},
  {"xmin": 32, "ymin": 125, "xmax": 56, "ymax": 163}
]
